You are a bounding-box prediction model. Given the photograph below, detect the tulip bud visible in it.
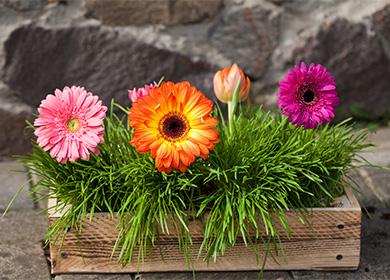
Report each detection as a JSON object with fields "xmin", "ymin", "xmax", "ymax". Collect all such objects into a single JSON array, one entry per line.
[{"xmin": 213, "ymin": 64, "xmax": 250, "ymax": 103}]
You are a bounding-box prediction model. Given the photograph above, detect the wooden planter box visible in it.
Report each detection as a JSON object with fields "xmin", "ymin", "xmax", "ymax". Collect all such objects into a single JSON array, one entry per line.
[{"xmin": 47, "ymin": 187, "xmax": 361, "ymax": 274}]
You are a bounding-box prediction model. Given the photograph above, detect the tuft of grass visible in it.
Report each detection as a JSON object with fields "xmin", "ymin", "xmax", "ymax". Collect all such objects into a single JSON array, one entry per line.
[{"xmin": 21, "ymin": 103, "xmax": 370, "ymax": 269}]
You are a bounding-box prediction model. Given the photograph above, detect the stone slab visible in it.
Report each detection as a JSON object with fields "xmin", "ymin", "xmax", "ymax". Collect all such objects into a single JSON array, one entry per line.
[
  {"xmin": 366, "ymin": 128, "xmax": 390, "ymax": 151},
  {"xmin": 355, "ymin": 167, "xmax": 390, "ymax": 205},
  {"xmin": 0, "ymin": 210, "xmax": 50, "ymax": 280},
  {"xmin": 0, "ymin": 161, "xmax": 50, "ymax": 280},
  {"xmin": 359, "ymin": 150, "xmax": 390, "ymax": 167},
  {"xmin": 359, "ymin": 128, "xmax": 390, "ymax": 166},
  {"xmin": 0, "ymin": 161, "xmax": 32, "ymax": 212}
]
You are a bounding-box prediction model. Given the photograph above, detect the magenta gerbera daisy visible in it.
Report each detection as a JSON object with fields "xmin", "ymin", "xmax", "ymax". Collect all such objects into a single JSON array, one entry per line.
[
  {"xmin": 34, "ymin": 86, "xmax": 107, "ymax": 164},
  {"xmin": 277, "ymin": 62, "xmax": 339, "ymax": 129}
]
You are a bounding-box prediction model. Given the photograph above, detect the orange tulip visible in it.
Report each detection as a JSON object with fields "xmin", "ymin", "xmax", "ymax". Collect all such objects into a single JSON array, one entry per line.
[{"xmin": 213, "ymin": 64, "xmax": 251, "ymax": 103}]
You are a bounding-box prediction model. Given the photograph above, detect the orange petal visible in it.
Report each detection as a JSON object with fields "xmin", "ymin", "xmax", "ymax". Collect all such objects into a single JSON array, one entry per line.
[
  {"xmin": 179, "ymin": 150, "xmax": 193, "ymax": 167},
  {"xmin": 163, "ymin": 153, "xmax": 173, "ymax": 169},
  {"xmin": 192, "ymin": 128, "xmax": 219, "ymax": 142},
  {"xmin": 156, "ymin": 142, "xmax": 170, "ymax": 158},
  {"xmin": 172, "ymin": 150, "xmax": 180, "ymax": 168},
  {"xmin": 188, "ymin": 130, "xmax": 211, "ymax": 145},
  {"xmin": 181, "ymin": 141, "xmax": 200, "ymax": 157},
  {"xmin": 191, "ymin": 116, "xmax": 219, "ymax": 128},
  {"xmin": 198, "ymin": 143, "xmax": 210, "ymax": 158},
  {"xmin": 187, "ymin": 102, "xmax": 213, "ymax": 119},
  {"xmin": 178, "ymin": 162, "xmax": 187, "ymax": 172}
]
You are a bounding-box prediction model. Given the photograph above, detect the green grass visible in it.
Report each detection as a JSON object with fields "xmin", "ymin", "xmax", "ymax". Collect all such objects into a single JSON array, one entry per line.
[{"xmin": 21, "ymin": 103, "xmax": 370, "ymax": 269}]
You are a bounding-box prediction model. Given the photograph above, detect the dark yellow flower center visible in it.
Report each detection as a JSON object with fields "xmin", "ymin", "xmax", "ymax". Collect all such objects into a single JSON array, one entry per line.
[
  {"xmin": 302, "ymin": 89, "xmax": 316, "ymax": 104},
  {"xmin": 159, "ymin": 112, "xmax": 190, "ymax": 141},
  {"xmin": 67, "ymin": 118, "xmax": 80, "ymax": 132}
]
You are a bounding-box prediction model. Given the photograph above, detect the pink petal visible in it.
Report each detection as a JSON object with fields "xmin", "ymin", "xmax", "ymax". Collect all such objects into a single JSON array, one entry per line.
[
  {"xmin": 69, "ymin": 140, "xmax": 79, "ymax": 161},
  {"xmin": 49, "ymin": 142, "xmax": 62, "ymax": 158},
  {"xmin": 34, "ymin": 85, "xmax": 106, "ymax": 163},
  {"xmin": 87, "ymin": 117, "xmax": 103, "ymax": 126}
]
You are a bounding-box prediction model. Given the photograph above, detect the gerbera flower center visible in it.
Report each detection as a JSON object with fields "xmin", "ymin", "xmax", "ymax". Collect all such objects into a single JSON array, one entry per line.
[
  {"xmin": 66, "ymin": 117, "xmax": 80, "ymax": 133},
  {"xmin": 159, "ymin": 112, "xmax": 189, "ymax": 141},
  {"xmin": 303, "ymin": 89, "xmax": 315, "ymax": 103}
]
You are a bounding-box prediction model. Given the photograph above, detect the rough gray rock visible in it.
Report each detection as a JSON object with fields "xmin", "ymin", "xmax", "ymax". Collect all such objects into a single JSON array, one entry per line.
[
  {"xmin": 0, "ymin": 83, "xmax": 33, "ymax": 156},
  {"xmin": 1, "ymin": 0, "xmax": 390, "ymax": 156},
  {"xmin": 373, "ymin": 4, "xmax": 390, "ymax": 59},
  {"xmin": 181, "ymin": 71, "xmax": 216, "ymax": 99},
  {"xmin": 1, "ymin": 0, "xmax": 47, "ymax": 11},
  {"xmin": 85, "ymin": 0, "xmax": 223, "ymax": 26},
  {"xmin": 1, "ymin": 24, "xmax": 212, "ymax": 108},
  {"xmin": 293, "ymin": 18, "xmax": 390, "ymax": 120},
  {"xmin": 209, "ymin": 1, "xmax": 281, "ymax": 79}
]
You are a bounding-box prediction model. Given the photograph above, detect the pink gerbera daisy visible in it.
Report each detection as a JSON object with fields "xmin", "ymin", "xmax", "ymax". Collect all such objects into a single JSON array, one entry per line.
[
  {"xmin": 34, "ymin": 86, "xmax": 107, "ymax": 164},
  {"xmin": 277, "ymin": 62, "xmax": 339, "ymax": 129},
  {"xmin": 128, "ymin": 82, "xmax": 158, "ymax": 103}
]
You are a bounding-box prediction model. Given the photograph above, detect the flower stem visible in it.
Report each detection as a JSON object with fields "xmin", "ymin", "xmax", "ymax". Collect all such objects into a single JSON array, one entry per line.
[
  {"xmin": 228, "ymin": 101, "xmax": 233, "ymax": 135},
  {"xmin": 157, "ymin": 76, "xmax": 165, "ymax": 86},
  {"xmin": 228, "ymin": 78, "xmax": 241, "ymax": 136}
]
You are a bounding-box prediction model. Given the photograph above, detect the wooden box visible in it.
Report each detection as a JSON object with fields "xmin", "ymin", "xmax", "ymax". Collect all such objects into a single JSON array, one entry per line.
[{"xmin": 47, "ymin": 187, "xmax": 361, "ymax": 274}]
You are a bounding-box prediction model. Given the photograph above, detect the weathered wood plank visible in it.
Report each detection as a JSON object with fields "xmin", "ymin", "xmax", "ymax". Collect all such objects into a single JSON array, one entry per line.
[{"xmin": 48, "ymin": 188, "xmax": 361, "ymax": 274}]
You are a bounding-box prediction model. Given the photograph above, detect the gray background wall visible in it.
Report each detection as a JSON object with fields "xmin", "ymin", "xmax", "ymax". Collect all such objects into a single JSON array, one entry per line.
[{"xmin": 1, "ymin": 0, "xmax": 390, "ymax": 156}]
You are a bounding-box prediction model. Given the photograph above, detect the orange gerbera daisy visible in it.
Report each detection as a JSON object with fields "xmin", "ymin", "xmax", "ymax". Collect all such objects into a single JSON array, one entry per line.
[{"xmin": 129, "ymin": 81, "xmax": 219, "ymax": 173}]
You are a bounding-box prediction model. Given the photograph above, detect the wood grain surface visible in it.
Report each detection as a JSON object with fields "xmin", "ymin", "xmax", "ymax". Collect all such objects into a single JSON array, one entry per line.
[{"xmin": 48, "ymin": 188, "xmax": 361, "ymax": 274}]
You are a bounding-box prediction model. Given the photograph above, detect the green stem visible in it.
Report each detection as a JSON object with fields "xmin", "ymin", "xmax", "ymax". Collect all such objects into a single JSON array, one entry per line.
[
  {"xmin": 157, "ymin": 76, "xmax": 165, "ymax": 86},
  {"xmin": 227, "ymin": 78, "xmax": 241, "ymax": 136},
  {"xmin": 228, "ymin": 101, "xmax": 233, "ymax": 135}
]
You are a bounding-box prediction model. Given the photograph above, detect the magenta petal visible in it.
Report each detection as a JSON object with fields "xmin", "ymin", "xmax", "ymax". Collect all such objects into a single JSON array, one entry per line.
[
  {"xmin": 276, "ymin": 62, "xmax": 338, "ymax": 129},
  {"xmin": 321, "ymin": 85, "xmax": 336, "ymax": 91}
]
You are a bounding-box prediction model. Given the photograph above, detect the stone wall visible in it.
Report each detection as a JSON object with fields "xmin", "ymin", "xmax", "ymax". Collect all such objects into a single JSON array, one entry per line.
[{"xmin": 1, "ymin": 0, "xmax": 390, "ymax": 156}]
